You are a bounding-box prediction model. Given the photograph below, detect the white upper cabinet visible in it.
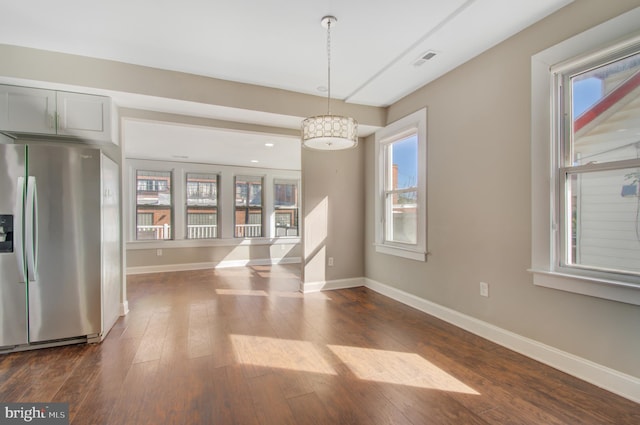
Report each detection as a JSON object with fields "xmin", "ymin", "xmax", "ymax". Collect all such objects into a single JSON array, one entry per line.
[
  {"xmin": 0, "ymin": 85, "xmax": 56, "ymax": 135},
  {"xmin": 0, "ymin": 85, "xmax": 111, "ymax": 142},
  {"xmin": 56, "ymin": 91, "xmax": 110, "ymax": 141}
]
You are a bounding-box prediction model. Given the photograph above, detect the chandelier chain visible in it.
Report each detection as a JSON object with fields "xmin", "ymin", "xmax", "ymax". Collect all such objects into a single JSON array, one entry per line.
[{"xmin": 326, "ymin": 18, "xmax": 331, "ymax": 114}]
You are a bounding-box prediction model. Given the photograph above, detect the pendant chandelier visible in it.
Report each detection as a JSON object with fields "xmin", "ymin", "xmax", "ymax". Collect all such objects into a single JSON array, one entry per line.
[{"xmin": 301, "ymin": 15, "xmax": 358, "ymax": 150}]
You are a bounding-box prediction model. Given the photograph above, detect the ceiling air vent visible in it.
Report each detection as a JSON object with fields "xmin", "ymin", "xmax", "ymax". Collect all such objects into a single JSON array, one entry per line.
[{"xmin": 413, "ymin": 50, "xmax": 438, "ymax": 67}]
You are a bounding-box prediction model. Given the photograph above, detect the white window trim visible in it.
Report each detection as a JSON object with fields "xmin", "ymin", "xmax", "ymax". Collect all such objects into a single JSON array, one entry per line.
[
  {"xmin": 273, "ymin": 178, "xmax": 300, "ymax": 238},
  {"xmin": 126, "ymin": 158, "xmax": 301, "ymax": 247},
  {"xmin": 234, "ymin": 174, "xmax": 266, "ymax": 239},
  {"xmin": 374, "ymin": 108, "xmax": 427, "ymax": 261},
  {"xmin": 530, "ymin": 7, "xmax": 640, "ymax": 305}
]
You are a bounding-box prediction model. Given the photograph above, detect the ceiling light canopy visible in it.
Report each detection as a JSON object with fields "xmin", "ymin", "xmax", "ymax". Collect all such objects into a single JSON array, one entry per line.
[{"xmin": 301, "ymin": 16, "xmax": 358, "ymax": 151}]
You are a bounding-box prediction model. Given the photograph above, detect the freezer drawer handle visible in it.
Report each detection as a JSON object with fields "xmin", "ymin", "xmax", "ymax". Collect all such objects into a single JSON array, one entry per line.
[
  {"xmin": 25, "ymin": 176, "xmax": 38, "ymax": 282},
  {"xmin": 14, "ymin": 177, "xmax": 26, "ymax": 283}
]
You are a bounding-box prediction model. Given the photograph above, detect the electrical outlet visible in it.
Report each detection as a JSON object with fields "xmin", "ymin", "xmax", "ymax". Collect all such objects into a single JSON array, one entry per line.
[
  {"xmin": 157, "ymin": 249, "xmax": 163, "ymax": 257},
  {"xmin": 328, "ymin": 257, "xmax": 334, "ymax": 267},
  {"xmin": 480, "ymin": 281, "xmax": 489, "ymax": 297}
]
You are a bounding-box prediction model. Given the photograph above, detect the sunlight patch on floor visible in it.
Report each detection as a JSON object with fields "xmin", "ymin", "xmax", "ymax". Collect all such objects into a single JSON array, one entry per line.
[
  {"xmin": 215, "ymin": 288, "xmax": 330, "ymax": 300},
  {"xmin": 255, "ymin": 271, "xmax": 300, "ymax": 279},
  {"xmin": 328, "ymin": 345, "xmax": 479, "ymax": 394},
  {"xmin": 230, "ymin": 334, "xmax": 337, "ymax": 375},
  {"xmin": 216, "ymin": 289, "xmax": 270, "ymax": 297},
  {"xmin": 213, "ymin": 268, "xmax": 255, "ymax": 277}
]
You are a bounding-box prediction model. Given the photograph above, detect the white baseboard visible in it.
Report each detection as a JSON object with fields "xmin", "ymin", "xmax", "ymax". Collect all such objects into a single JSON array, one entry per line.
[
  {"xmin": 363, "ymin": 278, "xmax": 640, "ymax": 404},
  {"xmin": 119, "ymin": 301, "xmax": 129, "ymax": 316},
  {"xmin": 126, "ymin": 257, "xmax": 301, "ymax": 275},
  {"xmin": 301, "ymin": 277, "xmax": 365, "ymax": 293}
]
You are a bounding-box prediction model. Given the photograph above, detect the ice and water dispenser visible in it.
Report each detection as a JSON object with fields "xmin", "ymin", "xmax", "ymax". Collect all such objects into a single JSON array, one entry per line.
[{"xmin": 0, "ymin": 214, "xmax": 13, "ymax": 253}]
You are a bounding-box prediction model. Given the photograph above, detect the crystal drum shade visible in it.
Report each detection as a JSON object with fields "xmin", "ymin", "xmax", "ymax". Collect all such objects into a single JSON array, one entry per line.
[{"xmin": 301, "ymin": 114, "xmax": 358, "ymax": 150}]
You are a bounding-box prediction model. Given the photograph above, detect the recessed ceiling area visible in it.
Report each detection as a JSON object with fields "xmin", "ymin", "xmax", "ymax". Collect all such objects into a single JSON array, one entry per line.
[{"xmin": 123, "ymin": 119, "xmax": 301, "ymax": 170}]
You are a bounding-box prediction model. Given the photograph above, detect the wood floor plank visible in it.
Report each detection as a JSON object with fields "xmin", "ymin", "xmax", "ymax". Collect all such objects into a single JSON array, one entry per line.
[
  {"xmin": 50, "ymin": 344, "xmax": 103, "ymax": 421},
  {"xmin": 286, "ymin": 392, "xmax": 341, "ymax": 425},
  {"xmin": 105, "ymin": 359, "xmax": 159, "ymax": 425},
  {"xmin": 305, "ymin": 366, "xmax": 406, "ymax": 425},
  {"xmin": 247, "ymin": 372, "xmax": 299, "ymax": 425},
  {"xmin": 221, "ymin": 364, "xmax": 262, "ymax": 425},
  {"xmin": 0, "ymin": 264, "xmax": 637, "ymax": 425},
  {"xmin": 379, "ymin": 382, "xmax": 490, "ymax": 425},
  {"xmin": 70, "ymin": 335, "xmax": 142, "ymax": 424}
]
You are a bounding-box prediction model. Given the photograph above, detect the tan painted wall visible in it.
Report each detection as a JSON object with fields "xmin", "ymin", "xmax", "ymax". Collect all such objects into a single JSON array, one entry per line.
[
  {"xmin": 365, "ymin": 0, "xmax": 640, "ymax": 378},
  {"xmin": 302, "ymin": 144, "xmax": 365, "ymax": 284},
  {"xmin": 127, "ymin": 243, "xmax": 301, "ymax": 269},
  {"xmin": 0, "ymin": 44, "xmax": 385, "ymax": 128}
]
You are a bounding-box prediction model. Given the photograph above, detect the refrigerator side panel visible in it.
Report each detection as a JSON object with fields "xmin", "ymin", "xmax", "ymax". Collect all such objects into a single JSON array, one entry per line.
[
  {"xmin": 101, "ymin": 153, "xmax": 121, "ymax": 338},
  {"xmin": 0, "ymin": 144, "xmax": 28, "ymax": 348},
  {"xmin": 27, "ymin": 144, "xmax": 102, "ymax": 343}
]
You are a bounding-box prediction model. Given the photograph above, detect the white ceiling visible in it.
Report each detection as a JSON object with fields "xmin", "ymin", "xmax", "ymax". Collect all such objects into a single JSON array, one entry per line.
[
  {"xmin": 0, "ymin": 0, "xmax": 572, "ymax": 168},
  {"xmin": 124, "ymin": 118, "xmax": 301, "ymax": 170}
]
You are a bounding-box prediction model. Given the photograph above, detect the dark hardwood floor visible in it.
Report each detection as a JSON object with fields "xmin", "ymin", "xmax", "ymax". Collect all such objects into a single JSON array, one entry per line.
[{"xmin": 1, "ymin": 265, "xmax": 638, "ymax": 424}]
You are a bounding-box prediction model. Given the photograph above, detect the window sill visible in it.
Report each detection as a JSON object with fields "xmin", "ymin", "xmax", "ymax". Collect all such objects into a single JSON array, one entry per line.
[
  {"xmin": 529, "ymin": 269, "xmax": 640, "ymax": 306},
  {"xmin": 375, "ymin": 244, "xmax": 427, "ymax": 261},
  {"xmin": 127, "ymin": 237, "xmax": 301, "ymax": 250}
]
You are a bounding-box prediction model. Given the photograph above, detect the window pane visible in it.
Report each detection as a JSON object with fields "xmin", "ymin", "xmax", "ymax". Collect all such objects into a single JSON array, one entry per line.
[
  {"xmin": 387, "ymin": 135, "xmax": 418, "ymax": 190},
  {"xmin": 571, "ymin": 51, "xmax": 640, "ymax": 165},
  {"xmin": 186, "ymin": 173, "xmax": 218, "ymax": 239},
  {"xmin": 187, "ymin": 210, "xmax": 217, "ymax": 239},
  {"xmin": 136, "ymin": 170, "xmax": 172, "ymax": 240},
  {"xmin": 235, "ymin": 176, "xmax": 262, "ymax": 206},
  {"xmin": 566, "ymin": 168, "xmax": 640, "ymax": 274},
  {"xmin": 275, "ymin": 181, "xmax": 298, "ymax": 207},
  {"xmin": 275, "ymin": 180, "xmax": 299, "ymax": 237},
  {"xmin": 385, "ymin": 190, "xmax": 418, "ymax": 244},
  {"xmin": 384, "ymin": 132, "xmax": 418, "ymax": 245},
  {"xmin": 235, "ymin": 176, "xmax": 263, "ymax": 238}
]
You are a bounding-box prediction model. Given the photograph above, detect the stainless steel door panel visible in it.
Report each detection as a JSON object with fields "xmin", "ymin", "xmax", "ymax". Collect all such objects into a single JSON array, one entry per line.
[
  {"xmin": 27, "ymin": 144, "xmax": 102, "ymax": 343},
  {"xmin": 0, "ymin": 144, "xmax": 28, "ymax": 348}
]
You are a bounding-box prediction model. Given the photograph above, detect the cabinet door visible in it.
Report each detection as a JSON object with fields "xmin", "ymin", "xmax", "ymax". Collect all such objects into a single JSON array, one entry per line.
[
  {"xmin": 0, "ymin": 85, "xmax": 56, "ymax": 134},
  {"xmin": 57, "ymin": 91, "xmax": 111, "ymax": 141}
]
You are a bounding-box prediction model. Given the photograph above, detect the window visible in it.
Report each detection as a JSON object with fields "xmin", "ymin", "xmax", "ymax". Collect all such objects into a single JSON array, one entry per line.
[
  {"xmin": 375, "ymin": 108, "xmax": 427, "ymax": 261},
  {"xmin": 556, "ymin": 49, "xmax": 640, "ymax": 278},
  {"xmin": 274, "ymin": 179, "xmax": 299, "ymax": 237},
  {"xmin": 186, "ymin": 173, "xmax": 219, "ymax": 239},
  {"xmin": 135, "ymin": 170, "xmax": 172, "ymax": 240},
  {"xmin": 531, "ymin": 9, "xmax": 640, "ymax": 305},
  {"xmin": 235, "ymin": 176, "xmax": 263, "ymax": 238},
  {"xmin": 383, "ymin": 135, "xmax": 418, "ymax": 244},
  {"xmin": 128, "ymin": 159, "xmax": 300, "ymax": 244}
]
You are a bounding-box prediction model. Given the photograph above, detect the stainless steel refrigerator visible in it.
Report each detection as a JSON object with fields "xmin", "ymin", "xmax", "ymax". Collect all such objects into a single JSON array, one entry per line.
[{"xmin": 0, "ymin": 139, "xmax": 120, "ymax": 351}]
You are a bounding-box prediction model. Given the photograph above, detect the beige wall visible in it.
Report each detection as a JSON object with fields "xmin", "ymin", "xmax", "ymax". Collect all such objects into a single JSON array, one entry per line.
[
  {"xmin": 302, "ymin": 144, "xmax": 365, "ymax": 284},
  {"xmin": 0, "ymin": 44, "xmax": 385, "ymax": 129},
  {"xmin": 365, "ymin": 0, "xmax": 640, "ymax": 378},
  {"xmin": 127, "ymin": 243, "xmax": 301, "ymax": 270}
]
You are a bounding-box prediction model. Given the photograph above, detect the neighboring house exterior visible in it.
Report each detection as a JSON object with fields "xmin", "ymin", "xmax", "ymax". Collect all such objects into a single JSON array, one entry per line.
[{"xmin": 572, "ymin": 65, "xmax": 640, "ymax": 273}]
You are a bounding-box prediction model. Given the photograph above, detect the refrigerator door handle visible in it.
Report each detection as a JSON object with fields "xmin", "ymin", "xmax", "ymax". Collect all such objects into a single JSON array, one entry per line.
[
  {"xmin": 14, "ymin": 176, "xmax": 27, "ymax": 283},
  {"xmin": 25, "ymin": 176, "xmax": 39, "ymax": 282}
]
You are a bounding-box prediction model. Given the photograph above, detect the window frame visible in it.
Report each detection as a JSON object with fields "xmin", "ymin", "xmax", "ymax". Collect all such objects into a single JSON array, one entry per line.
[
  {"xmin": 374, "ymin": 108, "xmax": 427, "ymax": 261},
  {"xmin": 273, "ymin": 178, "xmax": 299, "ymax": 237},
  {"xmin": 530, "ymin": 9, "xmax": 640, "ymax": 305},
  {"xmin": 134, "ymin": 169, "xmax": 174, "ymax": 241},
  {"xmin": 555, "ymin": 46, "xmax": 640, "ymax": 282},
  {"xmin": 185, "ymin": 172, "xmax": 220, "ymax": 240},
  {"xmin": 234, "ymin": 175, "xmax": 264, "ymax": 238}
]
